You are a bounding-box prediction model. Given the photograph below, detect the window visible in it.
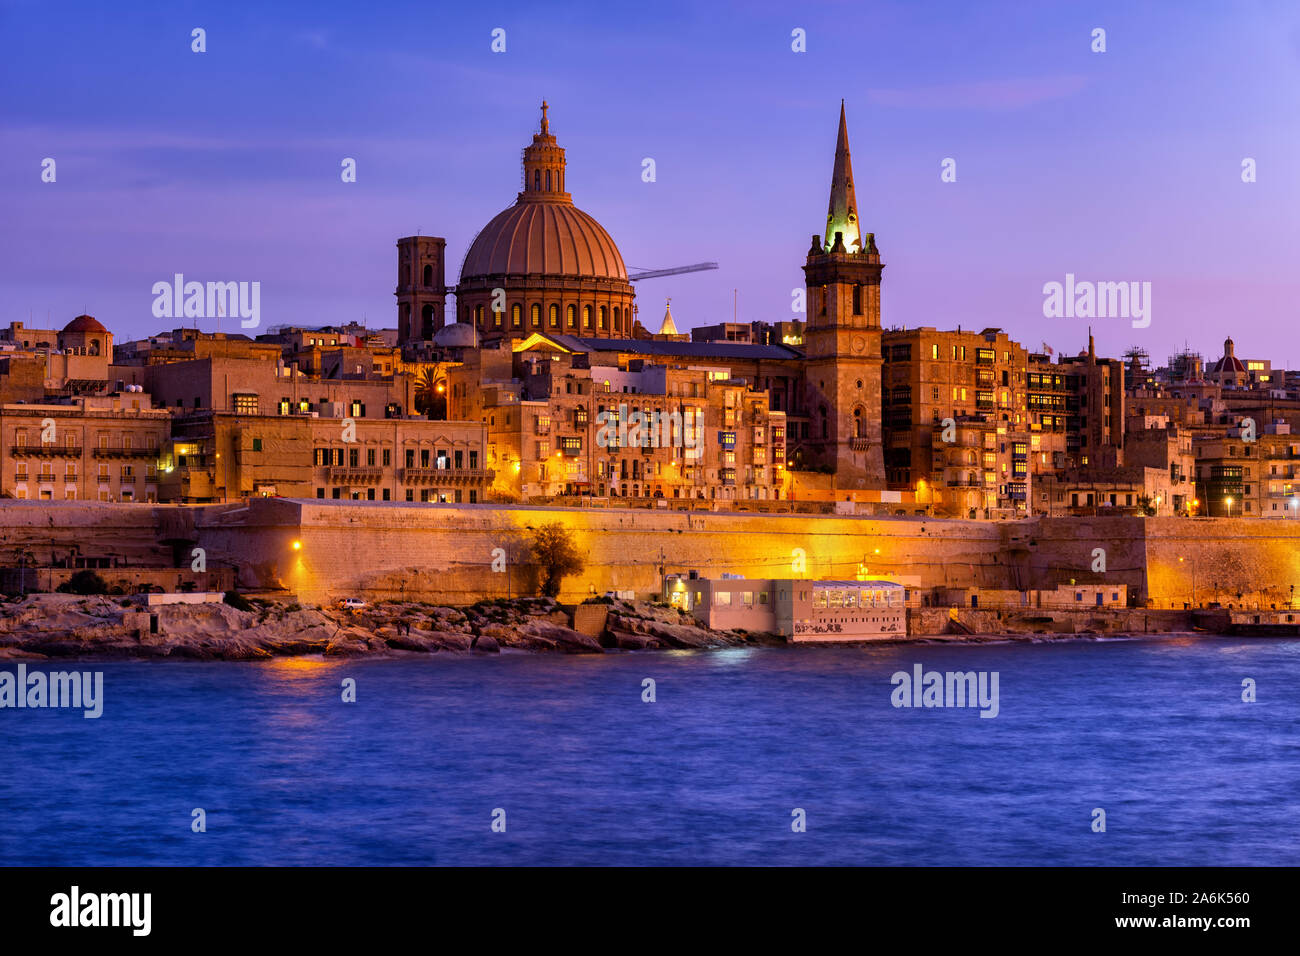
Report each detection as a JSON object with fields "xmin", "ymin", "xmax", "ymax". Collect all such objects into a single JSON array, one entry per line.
[
  {"xmin": 233, "ymin": 394, "xmax": 258, "ymax": 415},
  {"xmin": 549, "ymin": 304, "xmax": 559, "ymax": 328},
  {"xmin": 511, "ymin": 304, "xmax": 522, "ymax": 328},
  {"xmin": 252, "ymin": 438, "xmax": 263, "ymax": 452}
]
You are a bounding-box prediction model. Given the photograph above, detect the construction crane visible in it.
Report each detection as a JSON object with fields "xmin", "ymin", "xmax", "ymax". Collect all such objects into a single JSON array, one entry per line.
[{"xmin": 627, "ymin": 262, "xmax": 718, "ymax": 282}]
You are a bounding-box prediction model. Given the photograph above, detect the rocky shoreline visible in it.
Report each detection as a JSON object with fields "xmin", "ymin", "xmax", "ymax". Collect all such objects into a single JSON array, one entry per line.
[
  {"xmin": 0, "ymin": 593, "xmax": 1208, "ymax": 662},
  {"xmin": 0, "ymin": 594, "xmax": 789, "ymax": 661}
]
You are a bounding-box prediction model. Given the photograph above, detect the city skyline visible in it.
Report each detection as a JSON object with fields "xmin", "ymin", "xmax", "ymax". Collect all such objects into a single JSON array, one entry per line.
[{"xmin": 3, "ymin": 0, "xmax": 1297, "ymax": 365}]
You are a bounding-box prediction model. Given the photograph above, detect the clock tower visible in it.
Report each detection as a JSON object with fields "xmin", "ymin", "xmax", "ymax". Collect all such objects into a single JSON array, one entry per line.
[{"xmin": 802, "ymin": 102, "xmax": 886, "ymax": 489}]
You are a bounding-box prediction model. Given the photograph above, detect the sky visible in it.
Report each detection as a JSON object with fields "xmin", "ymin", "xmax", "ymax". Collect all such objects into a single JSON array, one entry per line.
[{"xmin": 2, "ymin": 0, "xmax": 1298, "ymax": 367}]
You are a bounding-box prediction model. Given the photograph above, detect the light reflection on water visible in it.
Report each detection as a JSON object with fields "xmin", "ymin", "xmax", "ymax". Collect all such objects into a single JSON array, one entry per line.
[{"xmin": 1, "ymin": 635, "xmax": 1298, "ymax": 866}]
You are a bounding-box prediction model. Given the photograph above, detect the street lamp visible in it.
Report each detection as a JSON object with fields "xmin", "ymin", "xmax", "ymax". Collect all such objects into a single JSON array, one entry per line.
[{"xmin": 1224, "ymin": 496, "xmax": 1234, "ymax": 518}]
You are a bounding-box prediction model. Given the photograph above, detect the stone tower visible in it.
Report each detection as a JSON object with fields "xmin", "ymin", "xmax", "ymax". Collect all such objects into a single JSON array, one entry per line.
[
  {"xmin": 396, "ymin": 235, "xmax": 447, "ymax": 346},
  {"xmin": 802, "ymin": 102, "xmax": 887, "ymax": 488}
]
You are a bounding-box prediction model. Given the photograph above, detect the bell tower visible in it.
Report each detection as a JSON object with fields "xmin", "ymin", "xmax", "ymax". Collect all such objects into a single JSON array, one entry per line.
[
  {"xmin": 396, "ymin": 235, "xmax": 447, "ymax": 346},
  {"xmin": 802, "ymin": 102, "xmax": 886, "ymax": 488}
]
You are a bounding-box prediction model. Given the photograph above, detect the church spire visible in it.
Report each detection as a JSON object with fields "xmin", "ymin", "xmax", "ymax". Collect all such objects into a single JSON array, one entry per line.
[{"xmin": 824, "ymin": 100, "xmax": 861, "ymax": 253}]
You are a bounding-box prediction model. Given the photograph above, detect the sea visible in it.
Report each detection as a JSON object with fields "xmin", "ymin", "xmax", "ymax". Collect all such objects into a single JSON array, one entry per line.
[{"xmin": 2, "ymin": 636, "xmax": 1298, "ymax": 866}]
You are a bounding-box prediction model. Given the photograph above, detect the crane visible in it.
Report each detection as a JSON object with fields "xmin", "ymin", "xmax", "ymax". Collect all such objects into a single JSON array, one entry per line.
[{"xmin": 627, "ymin": 262, "xmax": 718, "ymax": 281}]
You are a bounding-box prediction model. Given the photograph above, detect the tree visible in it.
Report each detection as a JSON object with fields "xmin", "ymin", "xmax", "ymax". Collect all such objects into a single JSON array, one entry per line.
[
  {"xmin": 57, "ymin": 570, "xmax": 108, "ymax": 595},
  {"xmin": 530, "ymin": 522, "xmax": 585, "ymax": 598},
  {"xmin": 413, "ymin": 366, "xmax": 447, "ymax": 420}
]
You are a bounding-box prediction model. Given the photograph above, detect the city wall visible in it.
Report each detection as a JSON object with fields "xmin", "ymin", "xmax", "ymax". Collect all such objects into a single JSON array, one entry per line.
[{"xmin": 1, "ymin": 501, "xmax": 1297, "ymax": 611}]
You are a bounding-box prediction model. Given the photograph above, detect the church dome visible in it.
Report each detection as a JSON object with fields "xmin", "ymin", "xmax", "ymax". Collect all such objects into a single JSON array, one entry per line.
[
  {"xmin": 63, "ymin": 314, "xmax": 108, "ymax": 335},
  {"xmin": 458, "ymin": 102, "xmax": 628, "ymax": 284},
  {"xmin": 460, "ymin": 202, "xmax": 626, "ymax": 281}
]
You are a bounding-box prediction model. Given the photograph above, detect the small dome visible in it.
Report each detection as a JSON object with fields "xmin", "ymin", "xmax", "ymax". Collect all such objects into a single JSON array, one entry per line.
[
  {"xmin": 433, "ymin": 323, "xmax": 477, "ymax": 348},
  {"xmin": 63, "ymin": 314, "xmax": 107, "ymax": 335}
]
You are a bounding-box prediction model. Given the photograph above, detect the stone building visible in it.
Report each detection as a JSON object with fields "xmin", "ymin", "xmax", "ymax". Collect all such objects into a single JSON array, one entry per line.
[
  {"xmin": 927, "ymin": 417, "xmax": 1031, "ymax": 518},
  {"xmin": 0, "ymin": 394, "xmax": 169, "ymax": 502},
  {"xmin": 882, "ymin": 326, "xmax": 1029, "ymax": 489},
  {"xmin": 449, "ymin": 343, "xmax": 785, "ymax": 503},
  {"xmin": 1193, "ymin": 424, "xmax": 1300, "ymax": 518},
  {"xmin": 158, "ymin": 411, "xmax": 489, "ymax": 503}
]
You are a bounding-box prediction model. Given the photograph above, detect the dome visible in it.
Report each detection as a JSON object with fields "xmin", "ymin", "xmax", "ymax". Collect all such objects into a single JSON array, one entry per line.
[
  {"xmin": 433, "ymin": 322, "xmax": 477, "ymax": 348},
  {"xmin": 459, "ymin": 201, "xmax": 627, "ymax": 281},
  {"xmin": 63, "ymin": 314, "xmax": 107, "ymax": 335}
]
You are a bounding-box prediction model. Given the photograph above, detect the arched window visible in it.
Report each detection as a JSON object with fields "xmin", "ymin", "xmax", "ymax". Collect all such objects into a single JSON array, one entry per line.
[
  {"xmin": 423, "ymin": 264, "xmax": 433, "ymax": 287},
  {"xmin": 531, "ymin": 304, "xmax": 541, "ymax": 327},
  {"xmin": 545, "ymin": 170, "xmax": 551, "ymax": 190},
  {"xmin": 533, "ymin": 170, "xmax": 540, "ymax": 191},
  {"xmin": 613, "ymin": 307, "xmax": 621, "ymax": 333},
  {"xmin": 474, "ymin": 305, "xmax": 484, "ymax": 328},
  {"xmin": 511, "ymin": 304, "xmax": 522, "ymax": 328},
  {"xmin": 421, "ymin": 304, "xmax": 434, "ymax": 337},
  {"xmin": 549, "ymin": 304, "xmax": 559, "ymax": 328},
  {"xmin": 820, "ymin": 286, "xmax": 828, "ymax": 316},
  {"xmin": 852, "ymin": 284, "xmax": 863, "ymax": 315},
  {"xmin": 599, "ymin": 306, "xmax": 608, "ymax": 330},
  {"xmin": 854, "ymin": 407, "xmax": 864, "ymax": 438},
  {"xmin": 583, "ymin": 306, "xmax": 592, "ymax": 329},
  {"xmin": 567, "ymin": 305, "xmax": 577, "ymax": 329},
  {"xmin": 493, "ymin": 306, "xmax": 502, "ymax": 329},
  {"xmin": 820, "ymin": 406, "xmax": 829, "ymax": 440}
]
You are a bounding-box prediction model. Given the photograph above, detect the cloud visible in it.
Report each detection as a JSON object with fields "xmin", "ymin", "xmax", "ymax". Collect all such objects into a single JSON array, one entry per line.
[{"xmin": 867, "ymin": 74, "xmax": 1090, "ymax": 111}]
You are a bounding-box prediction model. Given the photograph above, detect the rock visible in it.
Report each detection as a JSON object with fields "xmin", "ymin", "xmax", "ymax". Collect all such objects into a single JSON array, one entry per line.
[
  {"xmin": 606, "ymin": 630, "xmax": 661, "ymax": 650},
  {"xmin": 471, "ymin": 635, "xmax": 500, "ymax": 653},
  {"xmin": 514, "ymin": 622, "xmax": 603, "ymax": 654}
]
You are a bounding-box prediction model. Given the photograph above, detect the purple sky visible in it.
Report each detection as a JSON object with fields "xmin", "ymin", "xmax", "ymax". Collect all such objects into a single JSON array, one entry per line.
[{"xmin": 2, "ymin": 0, "xmax": 1298, "ymax": 367}]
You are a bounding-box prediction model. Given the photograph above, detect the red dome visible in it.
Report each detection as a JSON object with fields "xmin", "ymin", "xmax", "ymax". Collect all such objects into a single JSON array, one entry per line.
[{"xmin": 62, "ymin": 314, "xmax": 108, "ymax": 335}]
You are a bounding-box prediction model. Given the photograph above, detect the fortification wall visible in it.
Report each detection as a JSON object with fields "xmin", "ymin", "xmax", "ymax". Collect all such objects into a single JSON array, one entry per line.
[
  {"xmin": 192, "ymin": 499, "xmax": 1018, "ymax": 605},
  {"xmin": 2, "ymin": 501, "xmax": 1297, "ymax": 611}
]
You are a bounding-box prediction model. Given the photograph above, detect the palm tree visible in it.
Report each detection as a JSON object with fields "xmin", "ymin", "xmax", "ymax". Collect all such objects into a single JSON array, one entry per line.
[{"xmin": 413, "ymin": 365, "xmax": 447, "ymax": 419}]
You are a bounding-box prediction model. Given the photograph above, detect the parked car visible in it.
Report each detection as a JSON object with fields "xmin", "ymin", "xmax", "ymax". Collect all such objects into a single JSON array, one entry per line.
[{"xmin": 339, "ymin": 598, "xmax": 366, "ymax": 610}]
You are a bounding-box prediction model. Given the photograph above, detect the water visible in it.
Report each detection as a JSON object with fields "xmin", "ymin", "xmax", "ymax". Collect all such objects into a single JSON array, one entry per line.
[{"xmin": 2, "ymin": 637, "xmax": 1298, "ymax": 866}]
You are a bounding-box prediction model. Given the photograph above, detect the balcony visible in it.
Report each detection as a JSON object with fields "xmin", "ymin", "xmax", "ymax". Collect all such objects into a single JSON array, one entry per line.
[
  {"xmin": 399, "ymin": 467, "xmax": 493, "ymax": 485},
  {"xmin": 11, "ymin": 444, "xmax": 82, "ymax": 458},
  {"xmin": 119, "ymin": 474, "xmax": 136, "ymax": 484},
  {"xmin": 327, "ymin": 466, "xmax": 384, "ymax": 484},
  {"xmin": 93, "ymin": 447, "xmax": 155, "ymax": 459},
  {"xmin": 849, "ymin": 438, "xmax": 871, "ymax": 451}
]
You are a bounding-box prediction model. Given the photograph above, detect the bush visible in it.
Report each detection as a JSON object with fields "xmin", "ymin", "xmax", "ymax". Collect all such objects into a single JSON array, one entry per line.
[
  {"xmin": 57, "ymin": 570, "xmax": 109, "ymax": 595},
  {"xmin": 223, "ymin": 590, "xmax": 255, "ymax": 612},
  {"xmin": 530, "ymin": 522, "xmax": 586, "ymax": 598}
]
